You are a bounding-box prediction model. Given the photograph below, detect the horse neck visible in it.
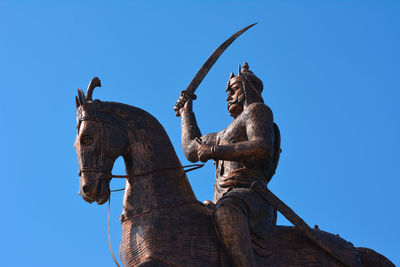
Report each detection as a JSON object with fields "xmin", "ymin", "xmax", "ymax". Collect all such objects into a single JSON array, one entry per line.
[{"xmin": 121, "ymin": 109, "xmax": 197, "ymax": 213}]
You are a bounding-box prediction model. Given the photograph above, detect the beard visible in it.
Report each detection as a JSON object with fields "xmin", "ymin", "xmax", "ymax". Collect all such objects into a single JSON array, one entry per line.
[{"xmin": 228, "ymin": 94, "xmax": 245, "ymax": 117}]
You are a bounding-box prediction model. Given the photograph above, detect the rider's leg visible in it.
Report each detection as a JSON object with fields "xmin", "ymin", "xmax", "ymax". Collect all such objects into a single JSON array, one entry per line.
[
  {"xmin": 215, "ymin": 197, "xmax": 256, "ymax": 267},
  {"xmin": 137, "ymin": 259, "xmax": 169, "ymax": 267}
]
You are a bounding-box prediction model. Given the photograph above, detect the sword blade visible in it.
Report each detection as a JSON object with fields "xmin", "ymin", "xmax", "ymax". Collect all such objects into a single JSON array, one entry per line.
[
  {"xmin": 174, "ymin": 23, "xmax": 257, "ymax": 115},
  {"xmin": 185, "ymin": 23, "xmax": 257, "ymax": 94}
]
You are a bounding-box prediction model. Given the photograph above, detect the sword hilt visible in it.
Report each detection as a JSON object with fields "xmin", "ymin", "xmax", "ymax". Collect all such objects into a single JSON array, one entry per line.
[{"xmin": 174, "ymin": 90, "xmax": 197, "ymax": 117}]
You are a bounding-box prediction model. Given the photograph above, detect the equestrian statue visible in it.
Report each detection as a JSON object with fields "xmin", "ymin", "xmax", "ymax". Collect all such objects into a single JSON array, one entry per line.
[{"xmin": 74, "ymin": 24, "xmax": 394, "ymax": 266}]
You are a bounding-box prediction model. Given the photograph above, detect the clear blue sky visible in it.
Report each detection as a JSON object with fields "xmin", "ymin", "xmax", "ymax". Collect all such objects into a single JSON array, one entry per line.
[{"xmin": 0, "ymin": 1, "xmax": 399, "ymax": 266}]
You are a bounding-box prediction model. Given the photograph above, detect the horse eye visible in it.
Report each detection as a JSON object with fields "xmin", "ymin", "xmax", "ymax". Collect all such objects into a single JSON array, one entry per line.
[{"xmin": 81, "ymin": 135, "xmax": 94, "ymax": 146}]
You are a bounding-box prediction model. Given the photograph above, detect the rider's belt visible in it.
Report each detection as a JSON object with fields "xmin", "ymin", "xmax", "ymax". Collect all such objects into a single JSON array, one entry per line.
[{"xmin": 217, "ymin": 168, "xmax": 265, "ymax": 188}]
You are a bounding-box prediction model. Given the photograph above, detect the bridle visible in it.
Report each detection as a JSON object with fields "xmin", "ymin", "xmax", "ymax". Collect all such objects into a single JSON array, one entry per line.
[
  {"xmin": 77, "ymin": 100, "xmax": 130, "ymax": 182},
  {"xmin": 77, "ymin": 99, "xmax": 112, "ymax": 179},
  {"xmin": 77, "ymin": 102, "xmax": 203, "ymax": 267},
  {"xmin": 77, "ymin": 102, "xmax": 203, "ymax": 182}
]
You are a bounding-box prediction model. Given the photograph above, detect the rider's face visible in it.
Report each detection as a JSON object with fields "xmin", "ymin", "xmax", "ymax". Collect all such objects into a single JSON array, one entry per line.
[{"xmin": 227, "ymin": 82, "xmax": 244, "ymax": 118}]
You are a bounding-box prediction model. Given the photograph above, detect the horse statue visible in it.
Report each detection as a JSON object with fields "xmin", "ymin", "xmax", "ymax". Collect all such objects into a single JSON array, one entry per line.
[{"xmin": 74, "ymin": 78, "xmax": 394, "ymax": 267}]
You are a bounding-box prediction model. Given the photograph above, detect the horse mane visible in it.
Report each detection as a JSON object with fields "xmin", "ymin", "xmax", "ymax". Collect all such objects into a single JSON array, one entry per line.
[
  {"xmin": 93, "ymin": 100, "xmax": 149, "ymax": 123},
  {"xmin": 91, "ymin": 100, "xmax": 168, "ymax": 136}
]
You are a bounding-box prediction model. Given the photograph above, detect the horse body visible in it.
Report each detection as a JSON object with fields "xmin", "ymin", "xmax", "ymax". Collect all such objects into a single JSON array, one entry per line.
[
  {"xmin": 75, "ymin": 95, "xmax": 394, "ymax": 267},
  {"xmin": 111, "ymin": 104, "xmax": 224, "ymax": 266},
  {"xmin": 120, "ymin": 202, "xmax": 224, "ymax": 266}
]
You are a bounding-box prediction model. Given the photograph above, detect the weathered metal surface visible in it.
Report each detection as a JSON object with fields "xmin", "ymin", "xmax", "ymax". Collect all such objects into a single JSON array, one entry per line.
[
  {"xmin": 74, "ymin": 22, "xmax": 393, "ymax": 267},
  {"xmin": 176, "ymin": 61, "xmax": 364, "ymax": 267},
  {"xmin": 74, "ymin": 76, "xmax": 394, "ymax": 266}
]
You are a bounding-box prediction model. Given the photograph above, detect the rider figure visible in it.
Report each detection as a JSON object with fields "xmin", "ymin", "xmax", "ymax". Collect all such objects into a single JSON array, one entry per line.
[{"xmin": 177, "ymin": 62, "xmax": 279, "ymax": 267}]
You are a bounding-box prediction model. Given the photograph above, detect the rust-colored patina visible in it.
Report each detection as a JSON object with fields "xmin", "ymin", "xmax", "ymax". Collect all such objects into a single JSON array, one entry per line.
[
  {"xmin": 74, "ymin": 25, "xmax": 394, "ymax": 267},
  {"xmin": 74, "ymin": 77, "xmax": 393, "ymax": 266}
]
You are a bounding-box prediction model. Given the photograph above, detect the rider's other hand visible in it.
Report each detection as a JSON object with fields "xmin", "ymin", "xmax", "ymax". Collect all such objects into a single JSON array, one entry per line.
[{"xmin": 197, "ymin": 143, "xmax": 212, "ymax": 162}]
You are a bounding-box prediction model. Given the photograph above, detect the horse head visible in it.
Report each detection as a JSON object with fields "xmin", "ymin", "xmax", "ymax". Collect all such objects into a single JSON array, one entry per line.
[{"xmin": 74, "ymin": 77, "xmax": 129, "ymax": 204}]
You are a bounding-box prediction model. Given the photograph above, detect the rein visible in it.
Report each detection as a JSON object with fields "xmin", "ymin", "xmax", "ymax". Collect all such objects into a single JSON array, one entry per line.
[
  {"xmin": 107, "ymin": 162, "xmax": 204, "ymax": 267},
  {"xmin": 109, "ymin": 163, "xmax": 204, "ymax": 192}
]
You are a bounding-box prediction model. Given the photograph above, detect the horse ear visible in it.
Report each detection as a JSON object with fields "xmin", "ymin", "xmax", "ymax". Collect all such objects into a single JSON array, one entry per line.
[
  {"xmin": 75, "ymin": 95, "xmax": 80, "ymax": 109},
  {"xmin": 77, "ymin": 89, "xmax": 86, "ymax": 107}
]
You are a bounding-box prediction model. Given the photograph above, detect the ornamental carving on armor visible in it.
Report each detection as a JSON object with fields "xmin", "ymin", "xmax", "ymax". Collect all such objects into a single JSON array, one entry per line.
[{"xmin": 74, "ymin": 24, "xmax": 394, "ymax": 266}]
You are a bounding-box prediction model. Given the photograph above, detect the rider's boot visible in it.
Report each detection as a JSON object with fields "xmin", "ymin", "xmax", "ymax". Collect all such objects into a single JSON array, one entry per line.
[{"xmin": 214, "ymin": 200, "xmax": 257, "ymax": 267}]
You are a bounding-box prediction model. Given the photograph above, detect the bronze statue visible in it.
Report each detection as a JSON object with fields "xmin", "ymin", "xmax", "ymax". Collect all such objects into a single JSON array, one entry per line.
[
  {"xmin": 176, "ymin": 62, "xmax": 279, "ymax": 266},
  {"xmin": 74, "ymin": 25, "xmax": 394, "ymax": 267}
]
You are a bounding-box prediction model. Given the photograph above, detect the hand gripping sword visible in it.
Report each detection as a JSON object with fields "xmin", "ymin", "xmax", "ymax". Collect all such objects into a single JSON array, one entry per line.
[{"xmin": 174, "ymin": 23, "xmax": 257, "ymax": 116}]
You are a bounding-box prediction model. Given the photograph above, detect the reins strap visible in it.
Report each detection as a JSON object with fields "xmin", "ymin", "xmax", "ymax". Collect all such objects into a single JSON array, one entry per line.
[
  {"xmin": 110, "ymin": 163, "xmax": 205, "ymax": 179},
  {"xmin": 182, "ymin": 163, "xmax": 205, "ymax": 172},
  {"xmin": 108, "ymin": 197, "xmax": 121, "ymax": 267}
]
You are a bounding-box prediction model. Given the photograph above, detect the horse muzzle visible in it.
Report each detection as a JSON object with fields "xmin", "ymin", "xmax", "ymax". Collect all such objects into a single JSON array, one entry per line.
[{"xmin": 79, "ymin": 171, "xmax": 110, "ymax": 205}]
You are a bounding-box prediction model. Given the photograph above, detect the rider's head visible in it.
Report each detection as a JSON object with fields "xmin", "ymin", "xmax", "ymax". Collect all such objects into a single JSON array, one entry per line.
[{"xmin": 226, "ymin": 62, "xmax": 264, "ymax": 118}]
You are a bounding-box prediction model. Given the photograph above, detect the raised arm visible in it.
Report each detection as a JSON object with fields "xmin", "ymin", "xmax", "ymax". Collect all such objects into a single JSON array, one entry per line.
[{"xmin": 179, "ymin": 99, "xmax": 217, "ymax": 162}]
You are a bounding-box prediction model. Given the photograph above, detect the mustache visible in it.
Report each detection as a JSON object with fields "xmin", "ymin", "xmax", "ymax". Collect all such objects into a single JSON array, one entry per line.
[
  {"xmin": 228, "ymin": 95, "xmax": 244, "ymax": 107},
  {"xmin": 228, "ymin": 99, "xmax": 238, "ymax": 107}
]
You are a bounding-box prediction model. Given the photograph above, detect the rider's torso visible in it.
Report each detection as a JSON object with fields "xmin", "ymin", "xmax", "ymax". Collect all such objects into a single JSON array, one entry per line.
[{"xmin": 213, "ymin": 109, "xmax": 273, "ymax": 202}]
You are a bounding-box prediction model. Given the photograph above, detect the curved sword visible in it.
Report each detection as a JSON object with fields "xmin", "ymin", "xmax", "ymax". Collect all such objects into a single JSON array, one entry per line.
[{"xmin": 174, "ymin": 23, "xmax": 257, "ymax": 116}]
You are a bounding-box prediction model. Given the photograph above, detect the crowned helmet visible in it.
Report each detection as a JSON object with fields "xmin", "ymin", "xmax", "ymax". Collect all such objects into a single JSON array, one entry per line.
[{"xmin": 226, "ymin": 62, "xmax": 264, "ymax": 104}]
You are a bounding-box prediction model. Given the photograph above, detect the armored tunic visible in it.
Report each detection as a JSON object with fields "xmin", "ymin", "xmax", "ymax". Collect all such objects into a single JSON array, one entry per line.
[
  {"xmin": 209, "ymin": 102, "xmax": 277, "ymax": 203},
  {"xmin": 178, "ymin": 62, "xmax": 281, "ymax": 266}
]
